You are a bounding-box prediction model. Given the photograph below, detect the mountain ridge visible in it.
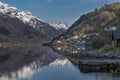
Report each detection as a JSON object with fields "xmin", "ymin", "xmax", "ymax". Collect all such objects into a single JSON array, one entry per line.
[
  {"xmin": 51, "ymin": 2, "xmax": 120, "ymax": 49},
  {"xmin": 50, "ymin": 22, "xmax": 69, "ymax": 30},
  {"xmin": 67, "ymin": 2, "xmax": 120, "ymax": 34},
  {"xmin": 0, "ymin": 1, "xmax": 67, "ymax": 40}
]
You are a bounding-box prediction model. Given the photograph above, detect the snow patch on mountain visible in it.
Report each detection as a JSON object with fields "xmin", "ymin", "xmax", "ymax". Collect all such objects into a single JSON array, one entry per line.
[
  {"xmin": 50, "ymin": 22, "xmax": 69, "ymax": 30},
  {"xmin": 0, "ymin": 2, "xmax": 44, "ymax": 28},
  {"xmin": 0, "ymin": 1, "xmax": 68, "ymax": 38}
]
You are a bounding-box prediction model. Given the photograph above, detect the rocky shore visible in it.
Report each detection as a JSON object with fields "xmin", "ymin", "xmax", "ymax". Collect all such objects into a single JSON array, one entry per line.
[
  {"xmin": 51, "ymin": 38, "xmax": 120, "ymax": 73},
  {"xmin": 76, "ymin": 50, "xmax": 120, "ymax": 73}
]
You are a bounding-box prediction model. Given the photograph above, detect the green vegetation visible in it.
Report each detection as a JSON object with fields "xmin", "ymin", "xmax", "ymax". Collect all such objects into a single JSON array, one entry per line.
[
  {"xmin": 104, "ymin": 18, "xmax": 120, "ymax": 28},
  {"xmin": 92, "ymin": 36, "xmax": 106, "ymax": 44},
  {"xmin": 113, "ymin": 48, "xmax": 120, "ymax": 52},
  {"xmin": 102, "ymin": 44, "xmax": 113, "ymax": 51},
  {"xmin": 67, "ymin": 2, "xmax": 120, "ymax": 36},
  {"xmin": 81, "ymin": 26, "xmax": 94, "ymax": 34},
  {"xmin": 53, "ymin": 2, "xmax": 120, "ymax": 53},
  {"xmin": 110, "ymin": 64, "xmax": 120, "ymax": 76},
  {"xmin": 73, "ymin": 31, "xmax": 79, "ymax": 36}
]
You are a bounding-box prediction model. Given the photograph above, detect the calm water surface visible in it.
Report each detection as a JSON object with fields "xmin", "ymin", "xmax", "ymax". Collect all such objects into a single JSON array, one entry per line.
[{"xmin": 0, "ymin": 46, "xmax": 119, "ymax": 80}]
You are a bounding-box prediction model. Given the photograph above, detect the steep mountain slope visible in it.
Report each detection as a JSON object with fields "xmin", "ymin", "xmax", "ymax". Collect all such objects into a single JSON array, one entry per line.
[
  {"xmin": 0, "ymin": 2, "xmax": 65, "ymax": 40},
  {"xmin": 51, "ymin": 2, "xmax": 120, "ymax": 49},
  {"xmin": 67, "ymin": 2, "xmax": 120, "ymax": 35},
  {"xmin": 0, "ymin": 14, "xmax": 45, "ymax": 43}
]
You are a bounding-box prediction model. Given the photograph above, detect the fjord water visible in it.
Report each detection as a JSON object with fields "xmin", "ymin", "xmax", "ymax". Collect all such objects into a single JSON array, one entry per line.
[{"xmin": 0, "ymin": 46, "xmax": 119, "ymax": 80}]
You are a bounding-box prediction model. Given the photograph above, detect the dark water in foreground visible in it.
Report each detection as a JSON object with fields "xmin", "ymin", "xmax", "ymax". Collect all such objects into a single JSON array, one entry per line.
[{"xmin": 0, "ymin": 46, "xmax": 120, "ymax": 80}]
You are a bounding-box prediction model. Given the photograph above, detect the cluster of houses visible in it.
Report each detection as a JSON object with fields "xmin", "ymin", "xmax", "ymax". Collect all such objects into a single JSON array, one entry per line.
[
  {"xmin": 53, "ymin": 26, "xmax": 120, "ymax": 53},
  {"xmin": 54, "ymin": 32, "xmax": 100, "ymax": 52},
  {"xmin": 71, "ymin": 33, "xmax": 99, "ymax": 40},
  {"xmin": 70, "ymin": 26, "xmax": 120, "ymax": 52}
]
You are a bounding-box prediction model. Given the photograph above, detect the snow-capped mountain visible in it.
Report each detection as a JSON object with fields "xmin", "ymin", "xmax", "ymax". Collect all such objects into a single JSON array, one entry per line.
[
  {"xmin": 50, "ymin": 22, "xmax": 69, "ymax": 30},
  {"xmin": 0, "ymin": 2, "xmax": 43, "ymax": 27},
  {"xmin": 0, "ymin": 2, "xmax": 66, "ymax": 39}
]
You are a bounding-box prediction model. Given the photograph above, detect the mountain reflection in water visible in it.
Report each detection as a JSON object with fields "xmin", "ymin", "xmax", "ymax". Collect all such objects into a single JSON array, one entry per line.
[
  {"xmin": 0, "ymin": 45, "xmax": 120, "ymax": 80},
  {"xmin": 0, "ymin": 46, "xmax": 68, "ymax": 80}
]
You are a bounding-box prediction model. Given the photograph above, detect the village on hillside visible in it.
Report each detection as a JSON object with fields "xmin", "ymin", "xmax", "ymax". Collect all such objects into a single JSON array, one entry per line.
[{"xmin": 52, "ymin": 26, "xmax": 120, "ymax": 54}]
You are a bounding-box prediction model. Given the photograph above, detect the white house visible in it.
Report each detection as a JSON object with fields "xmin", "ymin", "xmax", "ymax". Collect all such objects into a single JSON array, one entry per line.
[{"xmin": 105, "ymin": 26, "xmax": 116, "ymax": 31}]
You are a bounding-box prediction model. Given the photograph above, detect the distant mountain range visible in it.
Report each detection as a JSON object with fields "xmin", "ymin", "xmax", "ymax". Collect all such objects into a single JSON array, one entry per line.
[
  {"xmin": 50, "ymin": 22, "xmax": 69, "ymax": 35},
  {"xmin": 0, "ymin": 2, "xmax": 69, "ymax": 43},
  {"xmin": 50, "ymin": 22, "xmax": 69, "ymax": 30}
]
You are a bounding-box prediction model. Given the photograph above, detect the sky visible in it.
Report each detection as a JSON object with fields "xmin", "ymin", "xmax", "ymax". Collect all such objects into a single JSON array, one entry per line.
[{"xmin": 1, "ymin": 0, "xmax": 120, "ymax": 25}]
